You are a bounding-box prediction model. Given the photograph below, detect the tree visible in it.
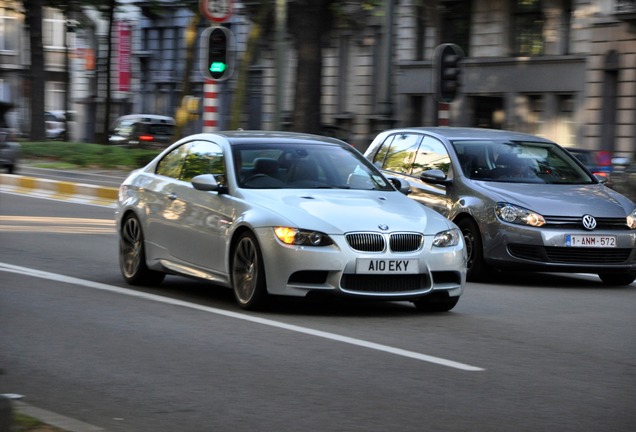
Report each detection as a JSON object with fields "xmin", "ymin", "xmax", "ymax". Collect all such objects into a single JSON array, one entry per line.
[
  {"xmin": 23, "ymin": 0, "xmax": 46, "ymax": 141},
  {"xmin": 287, "ymin": 0, "xmax": 335, "ymax": 134}
]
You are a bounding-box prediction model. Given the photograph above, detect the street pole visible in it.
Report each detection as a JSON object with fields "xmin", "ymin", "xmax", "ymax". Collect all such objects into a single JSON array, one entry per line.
[{"xmin": 274, "ymin": 0, "xmax": 286, "ymax": 129}]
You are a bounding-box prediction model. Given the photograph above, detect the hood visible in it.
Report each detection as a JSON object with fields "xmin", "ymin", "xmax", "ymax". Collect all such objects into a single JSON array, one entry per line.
[
  {"xmin": 240, "ymin": 189, "xmax": 453, "ymax": 234},
  {"xmin": 478, "ymin": 182, "xmax": 635, "ymax": 217}
]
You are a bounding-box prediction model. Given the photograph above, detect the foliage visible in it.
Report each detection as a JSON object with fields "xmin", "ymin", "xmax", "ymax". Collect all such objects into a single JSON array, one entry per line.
[{"xmin": 20, "ymin": 142, "xmax": 160, "ymax": 169}]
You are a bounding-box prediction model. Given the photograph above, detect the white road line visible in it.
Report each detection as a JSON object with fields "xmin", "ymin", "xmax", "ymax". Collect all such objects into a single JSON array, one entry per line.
[{"xmin": 0, "ymin": 262, "xmax": 485, "ymax": 372}]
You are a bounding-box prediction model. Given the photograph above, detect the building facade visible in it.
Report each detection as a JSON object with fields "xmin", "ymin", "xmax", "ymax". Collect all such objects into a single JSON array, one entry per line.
[{"xmin": 0, "ymin": 0, "xmax": 634, "ymax": 159}]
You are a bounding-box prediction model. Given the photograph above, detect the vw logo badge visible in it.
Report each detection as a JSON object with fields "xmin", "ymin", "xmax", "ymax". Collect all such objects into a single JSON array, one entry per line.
[
  {"xmin": 582, "ymin": 214, "xmax": 597, "ymax": 230},
  {"xmin": 378, "ymin": 224, "xmax": 389, "ymax": 231}
]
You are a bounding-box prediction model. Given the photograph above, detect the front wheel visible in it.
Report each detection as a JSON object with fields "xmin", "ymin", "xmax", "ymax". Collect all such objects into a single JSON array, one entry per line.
[
  {"xmin": 455, "ymin": 218, "xmax": 488, "ymax": 282},
  {"xmin": 231, "ymin": 232, "xmax": 269, "ymax": 310},
  {"xmin": 598, "ymin": 272, "xmax": 636, "ymax": 286},
  {"xmin": 119, "ymin": 213, "xmax": 165, "ymax": 286}
]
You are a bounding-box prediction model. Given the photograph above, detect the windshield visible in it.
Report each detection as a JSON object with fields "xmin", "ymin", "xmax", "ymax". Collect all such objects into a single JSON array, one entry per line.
[
  {"xmin": 234, "ymin": 143, "xmax": 394, "ymax": 191},
  {"xmin": 451, "ymin": 140, "xmax": 596, "ymax": 184}
]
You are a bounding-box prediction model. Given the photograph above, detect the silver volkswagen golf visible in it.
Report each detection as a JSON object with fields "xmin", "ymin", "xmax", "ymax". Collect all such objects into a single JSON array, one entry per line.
[
  {"xmin": 116, "ymin": 131, "xmax": 467, "ymax": 311},
  {"xmin": 364, "ymin": 127, "xmax": 636, "ymax": 286}
]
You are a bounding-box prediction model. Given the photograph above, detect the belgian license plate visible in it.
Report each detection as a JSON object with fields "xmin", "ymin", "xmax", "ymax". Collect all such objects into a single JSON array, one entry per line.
[
  {"xmin": 356, "ymin": 259, "xmax": 419, "ymax": 274},
  {"xmin": 565, "ymin": 235, "xmax": 616, "ymax": 248}
]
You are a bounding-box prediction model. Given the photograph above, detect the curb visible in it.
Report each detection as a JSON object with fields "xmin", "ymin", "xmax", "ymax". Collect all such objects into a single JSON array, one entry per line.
[
  {"xmin": 0, "ymin": 174, "xmax": 118, "ymax": 207},
  {"xmin": 14, "ymin": 400, "xmax": 108, "ymax": 432}
]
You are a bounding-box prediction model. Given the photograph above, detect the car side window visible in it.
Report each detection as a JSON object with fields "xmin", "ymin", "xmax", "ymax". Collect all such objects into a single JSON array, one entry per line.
[
  {"xmin": 180, "ymin": 141, "xmax": 226, "ymax": 184},
  {"xmin": 156, "ymin": 142, "xmax": 191, "ymax": 179},
  {"xmin": 411, "ymin": 136, "xmax": 451, "ymax": 177},
  {"xmin": 376, "ymin": 133, "xmax": 423, "ymax": 175}
]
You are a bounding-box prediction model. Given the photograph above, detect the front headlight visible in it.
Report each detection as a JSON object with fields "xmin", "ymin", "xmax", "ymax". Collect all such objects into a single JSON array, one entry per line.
[
  {"xmin": 496, "ymin": 203, "xmax": 545, "ymax": 227},
  {"xmin": 433, "ymin": 228, "xmax": 462, "ymax": 247},
  {"xmin": 627, "ymin": 208, "xmax": 636, "ymax": 229},
  {"xmin": 274, "ymin": 227, "xmax": 334, "ymax": 246}
]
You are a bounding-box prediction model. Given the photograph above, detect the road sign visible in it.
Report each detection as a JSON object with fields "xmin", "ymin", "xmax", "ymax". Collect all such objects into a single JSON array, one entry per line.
[{"xmin": 200, "ymin": 0, "xmax": 233, "ymax": 23}]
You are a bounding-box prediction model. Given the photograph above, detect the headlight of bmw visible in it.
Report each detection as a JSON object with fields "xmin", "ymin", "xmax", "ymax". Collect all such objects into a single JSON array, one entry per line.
[
  {"xmin": 496, "ymin": 203, "xmax": 545, "ymax": 227},
  {"xmin": 274, "ymin": 227, "xmax": 334, "ymax": 246},
  {"xmin": 627, "ymin": 208, "xmax": 636, "ymax": 229},
  {"xmin": 433, "ymin": 228, "xmax": 462, "ymax": 247}
]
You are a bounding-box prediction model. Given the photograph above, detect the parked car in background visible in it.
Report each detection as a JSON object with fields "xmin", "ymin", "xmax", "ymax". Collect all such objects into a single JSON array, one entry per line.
[
  {"xmin": 0, "ymin": 101, "xmax": 20, "ymax": 173},
  {"xmin": 364, "ymin": 127, "xmax": 636, "ymax": 286},
  {"xmin": 565, "ymin": 147, "xmax": 612, "ymax": 182},
  {"xmin": 45, "ymin": 110, "xmax": 75, "ymax": 140},
  {"xmin": 116, "ymin": 131, "xmax": 467, "ymax": 311},
  {"xmin": 611, "ymin": 156, "xmax": 636, "ymax": 204},
  {"xmin": 109, "ymin": 114, "xmax": 176, "ymax": 149}
]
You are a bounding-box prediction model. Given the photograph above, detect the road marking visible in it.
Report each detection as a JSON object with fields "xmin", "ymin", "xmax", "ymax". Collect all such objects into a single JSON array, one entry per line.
[
  {"xmin": 0, "ymin": 262, "xmax": 485, "ymax": 372},
  {"xmin": 0, "ymin": 216, "xmax": 115, "ymax": 234}
]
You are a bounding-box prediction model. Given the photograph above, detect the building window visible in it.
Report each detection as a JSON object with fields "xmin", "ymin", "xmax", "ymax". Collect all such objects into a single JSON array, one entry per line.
[
  {"xmin": 46, "ymin": 81, "xmax": 65, "ymax": 110},
  {"xmin": 144, "ymin": 26, "xmax": 179, "ymax": 79},
  {"xmin": 0, "ymin": 8, "xmax": 18, "ymax": 51},
  {"xmin": 556, "ymin": 94, "xmax": 575, "ymax": 146},
  {"xmin": 439, "ymin": 0, "xmax": 472, "ymax": 56},
  {"xmin": 43, "ymin": 8, "xmax": 66, "ymax": 49},
  {"xmin": 527, "ymin": 94, "xmax": 543, "ymax": 134},
  {"xmin": 512, "ymin": 0, "xmax": 544, "ymax": 56}
]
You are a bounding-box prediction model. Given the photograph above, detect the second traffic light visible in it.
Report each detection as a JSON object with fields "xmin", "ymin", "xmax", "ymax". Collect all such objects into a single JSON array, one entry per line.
[
  {"xmin": 200, "ymin": 26, "xmax": 234, "ymax": 81},
  {"xmin": 433, "ymin": 43, "xmax": 464, "ymax": 103}
]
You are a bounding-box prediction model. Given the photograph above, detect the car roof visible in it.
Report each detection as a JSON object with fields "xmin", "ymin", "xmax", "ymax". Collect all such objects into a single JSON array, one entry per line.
[
  {"xmin": 116, "ymin": 114, "xmax": 176, "ymax": 123},
  {"xmin": 186, "ymin": 130, "xmax": 351, "ymax": 147},
  {"xmin": 380, "ymin": 127, "xmax": 555, "ymax": 143}
]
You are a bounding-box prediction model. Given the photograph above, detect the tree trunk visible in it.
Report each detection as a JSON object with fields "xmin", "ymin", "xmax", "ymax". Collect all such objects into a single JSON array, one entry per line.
[
  {"xmin": 288, "ymin": 0, "xmax": 332, "ymax": 135},
  {"xmin": 229, "ymin": 1, "xmax": 272, "ymax": 130},
  {"xmin": 103, "ymin": 0, "xmax": 116, "ymax": 144},
  {"xmin": 174, "ymin": 14, "xmax": 205, "ymax": 140},
  {"xmin": 25, "ymin": 0, "xmax": 46, "ymax": 141}
]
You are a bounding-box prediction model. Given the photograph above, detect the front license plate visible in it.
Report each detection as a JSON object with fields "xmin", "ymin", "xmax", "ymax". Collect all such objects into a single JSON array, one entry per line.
[
  {"xmin": 565, "ymin": 235, "xmax": 616, "ymax": 248},
  {"xmin": 356, "ymin": 259, "xmax": 419, "ymax": 274}
]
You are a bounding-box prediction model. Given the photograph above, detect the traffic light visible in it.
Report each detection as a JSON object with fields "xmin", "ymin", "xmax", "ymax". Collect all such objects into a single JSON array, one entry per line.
[
  {"xmin": 200, "ymin": 26, "xmax": 233, "ymax": 81},
  {"xmin": 433, "ymin": 43, "xmax": 464, "ymax": 103}
]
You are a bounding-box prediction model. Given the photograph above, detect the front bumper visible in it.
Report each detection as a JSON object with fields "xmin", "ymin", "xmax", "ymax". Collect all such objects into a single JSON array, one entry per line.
[
  {"xmin": 254, "ymin": 228, "xmax": 466, "ymax": 300},
  {"xmin": 483, "ymin": 223, "xmax": 636, "ymax": 273}
]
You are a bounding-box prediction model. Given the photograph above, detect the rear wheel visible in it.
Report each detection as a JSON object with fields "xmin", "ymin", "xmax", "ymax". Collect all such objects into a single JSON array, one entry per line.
[
  {"xmin": 598, "ymin": 272, "xmax": 636, "ymax": 286},
  {"xmin": 413, "ymin": 293, "xmax": 459, "ymax": 312},
  {"xmin": 456, "ymin": 218, "xmax": 488, "ymax": 282},
  {"xmin": 231, "ymin": 232, "xmax": 269, "ymax": 310},
  {"xmin": 119, "ymin": 213, "xmax": 165, "ymax": 285}
]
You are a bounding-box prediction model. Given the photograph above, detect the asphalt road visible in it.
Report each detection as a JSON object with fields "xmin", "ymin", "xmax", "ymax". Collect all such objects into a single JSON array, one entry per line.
[{"xmin": 1, "ymin": 191, "xmax": 635, "ymax": 432}]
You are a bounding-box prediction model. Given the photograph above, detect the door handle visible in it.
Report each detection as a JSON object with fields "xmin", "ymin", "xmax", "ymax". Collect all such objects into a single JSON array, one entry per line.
[{"xmin": 167, "ymin": 193, "xmax": 177, "ymax": 201}]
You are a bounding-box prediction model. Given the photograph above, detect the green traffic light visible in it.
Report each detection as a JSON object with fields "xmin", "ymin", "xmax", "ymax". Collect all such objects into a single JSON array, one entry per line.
[{"xmin": 210, "ymin": 62, "xmax": 227, "ymax": 73}]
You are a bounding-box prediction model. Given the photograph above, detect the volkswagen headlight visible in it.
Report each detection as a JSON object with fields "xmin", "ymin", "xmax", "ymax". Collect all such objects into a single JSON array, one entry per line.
[
  {"xmin": 433, "ymin": 228, "xmax": 462, "ymax": 247},
  {"xmin": 274, "ymin": 227, "xmax": 333, "ymax": 246},
  {"xmin": 496, "ymin": 203, "xmax": 545, "ymax": 227},
  {"xmin": 627, "ymin": 208, "xmax": 636, "ymax": 230}
]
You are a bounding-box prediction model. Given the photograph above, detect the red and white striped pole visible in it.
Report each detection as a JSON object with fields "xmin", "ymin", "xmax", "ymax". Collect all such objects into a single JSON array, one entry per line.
[
  {"xmin": 202, "ymin": 79, "xmax": 218, "ymax": 132},
  {"xmin": 437, "ymin": 102, "xmax": 450, "ymax": 126}
]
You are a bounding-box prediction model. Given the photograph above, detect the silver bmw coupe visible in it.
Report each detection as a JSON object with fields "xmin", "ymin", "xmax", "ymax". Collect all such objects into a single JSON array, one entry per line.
[{"xmin": 115, "ymin": 131, "xmax": 467, "ymax": 311}]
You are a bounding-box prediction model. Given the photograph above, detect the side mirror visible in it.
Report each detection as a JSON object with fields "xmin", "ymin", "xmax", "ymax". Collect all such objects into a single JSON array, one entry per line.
[
  {"xmin": 419, "ymin": 169, "xmax": 452, "ymax": 186},
  {"xmin": 594, "ymin": 174, "xmax": 609, "ymax": 184},
  {"xmin": 387, "ymin": 177, "xmax": 411, "ymax": 195},
  {"xmin": 192, "ymin": 174, "xmax": 228, "ymax": 194}
]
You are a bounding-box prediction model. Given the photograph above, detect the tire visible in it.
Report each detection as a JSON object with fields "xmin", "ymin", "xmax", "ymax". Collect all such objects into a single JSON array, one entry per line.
[
  {"xmin": 456, "ymin": 218, "xmax": 488, "ymax": 282},
  {"xmin": 598, "ymin": 272, "xmax": 636, "ymax": 286},
  {"xmin": 231, "ymin": 232, "xmax": 269, "ymax": 310},
  {"xmin": 413, "ymin": 293, "xmax": 459, "ymax": 312},
  {"xmin": 119, "ymin": 213, "xmax": 165, "ymax": 286}
]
